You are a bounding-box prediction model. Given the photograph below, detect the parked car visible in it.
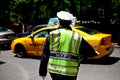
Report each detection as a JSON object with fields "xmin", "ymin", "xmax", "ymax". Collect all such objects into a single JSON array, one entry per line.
[
  {"xmin": 0, "ymin": 26, "xmax": 17, "ymax": 47},
  {"xmin": 11, "ymin": 25, "xmax": 114, "ymax": 59},
  {"xmin": 17, "ymin": 24, "xmax": 47, "ymax": 37}
]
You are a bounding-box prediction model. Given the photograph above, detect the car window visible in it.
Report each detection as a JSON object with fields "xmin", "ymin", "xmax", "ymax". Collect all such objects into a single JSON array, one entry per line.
[
  {"xmin": 77, "ymin": 27, "xmax": 99, "ymax": 35},
  {"xmin": 0, "ymin": 27, "xmax": 10, "ymax": 32},
  {"xmin": 34, "ymin": 31, "xmax": 48, "ymax": 38},
  {"xmin": 30, "ymin": 24, "xmax": 47, "ymax": 33},
  {"xmin": 30, "ymin": 28, "xmax": 39, "ymax": 33}
]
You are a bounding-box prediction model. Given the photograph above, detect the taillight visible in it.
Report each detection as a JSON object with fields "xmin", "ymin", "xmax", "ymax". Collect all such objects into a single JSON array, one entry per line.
[
  {"xmin": 100, "ymin": 38, "xmax": 105, "ymax": 45},
  {"xmin": 100, "ymin": 36, "xmax": 111, "ymax": 45}
]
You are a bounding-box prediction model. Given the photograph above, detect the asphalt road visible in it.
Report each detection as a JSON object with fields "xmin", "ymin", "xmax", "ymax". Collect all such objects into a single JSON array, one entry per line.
[{"xmin": 0, "ymin": 44, "xmax": 120, "ymax": 80}]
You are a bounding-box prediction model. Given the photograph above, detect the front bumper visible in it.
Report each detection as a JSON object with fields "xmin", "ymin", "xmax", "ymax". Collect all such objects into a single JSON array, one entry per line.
[{"xmin": 0, "ymin": 39, "xmax": 13, "ymax": 46}]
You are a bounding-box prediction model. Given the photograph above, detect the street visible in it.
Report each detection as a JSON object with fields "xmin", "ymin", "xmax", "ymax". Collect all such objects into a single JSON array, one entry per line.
[{"xmin": 0, "ymin": 44, "xmax": 120, "ymax": 80}]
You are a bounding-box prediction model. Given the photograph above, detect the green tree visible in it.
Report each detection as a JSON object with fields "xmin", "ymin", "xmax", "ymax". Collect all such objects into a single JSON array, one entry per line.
[
  {"xmin": 0, "ymin": 0, "xmax": 12, "ymax": 26},
  {"xmin": 0, "ymin": 0, "xmax": 120, "ymax": 26}
]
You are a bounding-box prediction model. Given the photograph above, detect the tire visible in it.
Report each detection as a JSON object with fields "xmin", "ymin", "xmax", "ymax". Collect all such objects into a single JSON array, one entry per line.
[{"xmin": 15, "ymin": 45, "xmax": 27, "ymax": 58}]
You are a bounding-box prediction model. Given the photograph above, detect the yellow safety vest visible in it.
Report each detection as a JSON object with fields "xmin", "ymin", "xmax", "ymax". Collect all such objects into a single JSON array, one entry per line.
[{"xmin": 48, "ymin": 28, "xmax": 82, "ymax": 76}]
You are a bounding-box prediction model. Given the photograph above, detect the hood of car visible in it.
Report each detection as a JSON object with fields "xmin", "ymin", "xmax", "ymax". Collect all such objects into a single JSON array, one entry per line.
[
  {"xmin": 0, "ymin": 31, "xmax": 15, "ymax": 35},
  {"xmin": 14, "ymin": 37, "xmax": 28, "ymax": 41}
]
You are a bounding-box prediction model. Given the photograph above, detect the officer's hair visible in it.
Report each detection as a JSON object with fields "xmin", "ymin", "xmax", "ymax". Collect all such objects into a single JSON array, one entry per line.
[{"xmin": 59, "ymin": 18, "xmax": 71, "ymax": 28}]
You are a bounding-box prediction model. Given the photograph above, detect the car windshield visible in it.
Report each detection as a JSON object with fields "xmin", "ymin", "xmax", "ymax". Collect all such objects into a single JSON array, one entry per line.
[
  {"xmin": 0, "ymin": 27, "xmax": 10, "ymax": 32},
  {"xmin": 77, "ymin": 27, "xmax": 99, "ymax": 35},
  {"xmin": 30, "ymin": 24, "xmax": 47, "ymax": 33},
  {"xmin": 34, "ymin": 31, "xmax": 48, "ymax": 38}
]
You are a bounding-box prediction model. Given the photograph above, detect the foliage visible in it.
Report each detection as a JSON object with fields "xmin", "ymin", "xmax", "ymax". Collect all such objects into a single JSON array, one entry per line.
[{"xmin": 0, "ymin": 0, "xmax": 120, "ymax": 26}]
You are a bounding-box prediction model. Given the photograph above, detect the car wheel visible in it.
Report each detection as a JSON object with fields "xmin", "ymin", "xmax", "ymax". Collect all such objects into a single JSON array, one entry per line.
[{"xmin": 15, "ymin": 45, "xmax": 27, "ymax": 58}]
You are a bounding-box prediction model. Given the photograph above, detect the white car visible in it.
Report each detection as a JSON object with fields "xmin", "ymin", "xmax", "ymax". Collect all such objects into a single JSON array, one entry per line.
[{"xmin": 0, "ymin": 26, "xmax": 17, "ymax": 47}]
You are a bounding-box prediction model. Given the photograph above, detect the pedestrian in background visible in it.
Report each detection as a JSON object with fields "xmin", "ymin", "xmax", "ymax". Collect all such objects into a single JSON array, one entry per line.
[{"xmin": 39, "ymin": 11, "xmax": 97, "ymax": 80}]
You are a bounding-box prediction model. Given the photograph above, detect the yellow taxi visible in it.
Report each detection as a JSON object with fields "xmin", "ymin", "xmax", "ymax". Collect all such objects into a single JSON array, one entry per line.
[
  {"xmin": 11, "ymin": 25, "xmax": 114, "ymax": 59},
  {"xmin": 11, "ymin": 27, "xmax": 57, "ymax": 57},
  {"xmin": 72, "ymin": 26, "xmax": 114, "ymax": 59}
]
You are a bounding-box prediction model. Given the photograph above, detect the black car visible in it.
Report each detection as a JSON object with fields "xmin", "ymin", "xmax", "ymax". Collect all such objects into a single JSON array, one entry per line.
[{"xmin": 18, "ymin": 24, "xmax": 47, "ymax": 37}]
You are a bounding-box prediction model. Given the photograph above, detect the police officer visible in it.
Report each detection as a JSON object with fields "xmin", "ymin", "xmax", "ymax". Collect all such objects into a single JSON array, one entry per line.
[{"xmin": 39, "ymin": 11, "xmax": 97, "ymax": 80}]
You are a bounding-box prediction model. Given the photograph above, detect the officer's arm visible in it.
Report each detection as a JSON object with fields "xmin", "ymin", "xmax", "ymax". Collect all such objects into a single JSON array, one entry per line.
[
  {"xmin": 79, "ymin": 38, "xmax": 97, "ymax": 58},
  {"xmin": 39, "ymin": 35, "xmax": 50, "ymax": 76}
]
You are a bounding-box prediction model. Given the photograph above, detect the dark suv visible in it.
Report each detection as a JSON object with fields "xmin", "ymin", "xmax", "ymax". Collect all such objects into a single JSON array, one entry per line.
[{"xmin": 18, "ymin": 24, "xmax": 47, "ymax": 37}]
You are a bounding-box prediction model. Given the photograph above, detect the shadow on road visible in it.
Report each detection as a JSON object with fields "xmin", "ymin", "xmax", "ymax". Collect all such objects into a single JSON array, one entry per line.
[
  {"xmin": 16, "ymin": 55, "xmax": 120, "ymax": 65},
  {"xmin": 13, "ymin": 52, "xmax": 120, "ymax": 65},
  {"xmin": 14, "ymin": 55, "xmax": 41, "ymax": 60},
  {"xmin": 81, "ymin": 56, "xmax": 120, "ymax": 65}
]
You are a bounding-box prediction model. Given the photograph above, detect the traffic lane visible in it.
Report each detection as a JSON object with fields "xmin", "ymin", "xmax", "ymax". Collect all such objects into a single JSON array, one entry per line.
[
  {"xmin": 0, "ymin": 61, "xmax": 28, "ymax": 80},
  {"xmin": 0, "ymin": 45, "xmax": 120, "ymax": 80},
  {"xmin": 0, "ymin": 50, "xmax": 52, "ymax": 80},
  {"xmin": 78, "ymin": 47, "xmax": 120, "ymax": 80}
]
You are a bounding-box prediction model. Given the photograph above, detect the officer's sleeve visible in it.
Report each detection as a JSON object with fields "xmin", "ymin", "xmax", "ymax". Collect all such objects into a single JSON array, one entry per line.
[
  {"xmin": 39, "ymin": 35, "xmax": 50, "ymax": 76},
  {"xmin": 79, "ymin": 38, "xmax": 97, "ymax": 58}
]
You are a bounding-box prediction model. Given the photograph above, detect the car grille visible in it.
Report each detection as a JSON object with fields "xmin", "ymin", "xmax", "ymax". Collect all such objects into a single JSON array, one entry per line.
[{"xmin": 4, "ymin": 34, "xmax": 17, "ymax": 39}]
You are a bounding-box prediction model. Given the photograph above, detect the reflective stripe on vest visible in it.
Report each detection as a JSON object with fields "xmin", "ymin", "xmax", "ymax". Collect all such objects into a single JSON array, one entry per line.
[
  {"xmin": 50, "ymin": 51, "xmax": 78, "ymax": 61},
  {"xmin": 49, "ymin": 29, "xmax": 82, "ymax": 76}
]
